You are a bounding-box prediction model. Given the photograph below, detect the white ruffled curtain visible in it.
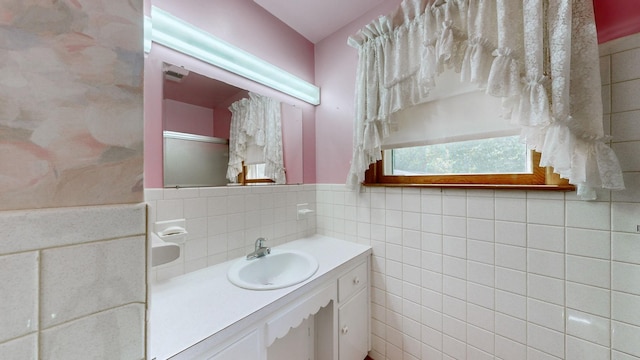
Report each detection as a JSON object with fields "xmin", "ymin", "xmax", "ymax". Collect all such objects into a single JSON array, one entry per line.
[
  {"xmin": 227, "ymin": 92, "xmax": 286, "ymax": 184},
  {"xmin": 346, "ymin": 0, "xmax": 624, "ymax": 199}
]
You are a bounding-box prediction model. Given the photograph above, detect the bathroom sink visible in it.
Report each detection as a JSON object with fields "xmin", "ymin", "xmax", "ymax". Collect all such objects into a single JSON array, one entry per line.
[{"xmin": 227, "ymin": 249, "xmax": 319, "ymax": 290}]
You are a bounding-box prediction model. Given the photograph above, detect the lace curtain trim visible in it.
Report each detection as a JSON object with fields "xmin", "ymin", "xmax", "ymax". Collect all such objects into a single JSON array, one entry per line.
[
  {"xmin": 346, "ymin": 0, "xmax": 624, "ymax": 199},
  {"xmin": 227, "ymin": 92, "xmax": 286, "ymax": 184}
]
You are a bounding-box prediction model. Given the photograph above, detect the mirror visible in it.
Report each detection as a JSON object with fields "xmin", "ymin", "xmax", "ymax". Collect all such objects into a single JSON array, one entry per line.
[
  {"xmin": 161, "ymin": 63, "xmax": 303, "ymax": 187},
  {"xmin": 143, "ymin": 7, "xmax": 313, "ymax": 189}
]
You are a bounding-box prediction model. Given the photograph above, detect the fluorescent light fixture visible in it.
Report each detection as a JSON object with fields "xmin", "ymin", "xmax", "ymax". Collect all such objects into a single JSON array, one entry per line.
[{"xmin": 149, "ymin": 6, "xmax": 320, "ymax": 105}]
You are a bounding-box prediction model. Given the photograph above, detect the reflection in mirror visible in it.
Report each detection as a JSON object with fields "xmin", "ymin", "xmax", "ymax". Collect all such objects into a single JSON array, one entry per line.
[
  {"xmin": 227, "ymin": 92, "xmax": 285, "ymax": 185},
  {"xmin": 162, "ymin": 63, "xmax": 239, "ymax": 188},
  {"xmin": 161, "ymin": 63, "xmax": 302, "ymax": 187},
  {"xmin": 163, "ymin": 131, "xmax": 229, "ymax": 187}
]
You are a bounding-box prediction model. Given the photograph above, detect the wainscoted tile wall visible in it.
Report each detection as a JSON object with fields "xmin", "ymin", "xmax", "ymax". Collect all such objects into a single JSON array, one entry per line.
[
  {"xmin": 316, "ymin": 34, "xmax": 640, "ymax": 360},
  {"xmin": 0, "ymin": 204, "xmax": 147, "ymax": 359},
  {"xmin": 318, "ymin": 186, "xmax": 640, "ymax": 360},
  {"xmin": 0, "ymin": 1, "xmax": 145, "ymax": 358},
  {"xmin": 146, "ymin": 185, "xmax": 317, "ymax": 282}
]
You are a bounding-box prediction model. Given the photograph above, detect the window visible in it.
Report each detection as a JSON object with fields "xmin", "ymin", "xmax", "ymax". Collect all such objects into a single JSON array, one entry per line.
[
  {"xmin": 364, "ymin": 137, "xmax": 572, "ymax": 190},
  {"xmin": 357, "ymin": 76, "xmax": 573, "ymax": 191},
  {"xmin": 237, "ymin": 163, "xmax": 275, "ymax": 185},
  {"xmin": 385, "ymin": 136, "xmax": 529, "ymax": 176}
]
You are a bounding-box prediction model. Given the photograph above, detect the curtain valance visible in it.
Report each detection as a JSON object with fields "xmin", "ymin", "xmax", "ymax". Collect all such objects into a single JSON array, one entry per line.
[
  {"xmin": 227, "ymin": 92, "xmax": 286, "ymax": 184},
  {"xmin": 346, "ymin": 0, "xmax": 624, "ymax": 199}
]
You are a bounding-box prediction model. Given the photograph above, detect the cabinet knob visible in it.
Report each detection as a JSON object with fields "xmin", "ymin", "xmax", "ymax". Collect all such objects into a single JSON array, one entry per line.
[
  {"xmin": 341, "ymin": 325, "xmax": 349, "ymax": 334},
  {"xmin": 353, "ymin": 277, "xmax": 360, "ymax": 285}
]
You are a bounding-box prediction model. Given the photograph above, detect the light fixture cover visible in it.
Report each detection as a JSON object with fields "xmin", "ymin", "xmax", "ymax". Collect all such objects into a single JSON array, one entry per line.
[{"xmin": 149, "ymin": 6, "xmax": 320, "ymax": 105}]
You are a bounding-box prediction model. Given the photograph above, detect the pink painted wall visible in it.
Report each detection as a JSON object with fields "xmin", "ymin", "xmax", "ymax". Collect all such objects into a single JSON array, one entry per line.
[
  {"xmin": 211, "ymin": 90, "xmax": 249, "ymax": 140},
  {"xmin": 281, "ymin": 103, "xmax": 304, "ymax": 184},
  {"xmin": 314, "ymin": 1, "xmax": 402, "ymax": 184},
  {"xmin": 313, "ymin": 0, "xmax": 638, "ymax": 184},
  {"xmin": 144, "ymin": 0, "xmax": 316, "ymax": 187},
  {"xmin": 213, "ymin": 108, "xmax": 231, "ymax": 139},
  {"xmin": 594, "ymin": 0, "xmax": 640, "ymax": 43},
  {"xmin": 163, "ymin": 100, "xmax": 214, "ymax": 136}
]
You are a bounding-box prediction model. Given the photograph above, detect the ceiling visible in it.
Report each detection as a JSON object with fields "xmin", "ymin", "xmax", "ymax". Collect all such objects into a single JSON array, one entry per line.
[{"xmin": 253, "ymin": 0, "xmax": 386, "ymax": 43}]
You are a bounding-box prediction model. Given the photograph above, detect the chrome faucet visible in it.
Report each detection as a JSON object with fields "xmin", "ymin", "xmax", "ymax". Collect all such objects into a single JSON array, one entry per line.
[{"xmin": 246, "ymin": 237, "xmax": 271, "ymax": 260}]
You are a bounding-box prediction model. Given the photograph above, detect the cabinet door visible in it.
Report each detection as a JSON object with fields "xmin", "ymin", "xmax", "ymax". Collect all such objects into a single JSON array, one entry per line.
[
  {"xmin": 207, "ymin": 330, "xmax": 259, "ymax": 360},
  {"xmin": 338, "ymin": 288, "xmax": 368, "ymax": 360}
]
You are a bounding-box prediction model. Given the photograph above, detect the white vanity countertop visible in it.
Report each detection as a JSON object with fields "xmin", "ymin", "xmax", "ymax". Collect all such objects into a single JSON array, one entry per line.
[{"xmin": 149, "ymin": 235, "xmax": 371, "ymax": 360}]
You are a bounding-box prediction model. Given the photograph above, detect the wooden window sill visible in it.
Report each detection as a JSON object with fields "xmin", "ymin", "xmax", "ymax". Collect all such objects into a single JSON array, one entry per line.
[
  {"xmin": 362, "ymin": 183, "xmax": 576, "ymax": 191},
  {"xmin": 363, "ymin": 151, "xmax": 575, "ymax": 192}
]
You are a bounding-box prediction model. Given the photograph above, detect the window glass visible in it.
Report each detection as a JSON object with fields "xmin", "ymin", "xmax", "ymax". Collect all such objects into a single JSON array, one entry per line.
[
  {"xmin": 383, "ymin": 135, "xmax": 530, "ymax": 176},
  {"xmin": 245, "ymin": 163, "xmax": 267, "ymax": 180}
]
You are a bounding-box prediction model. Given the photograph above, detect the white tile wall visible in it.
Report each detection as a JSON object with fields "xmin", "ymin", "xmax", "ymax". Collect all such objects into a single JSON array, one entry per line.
[
  {"xmin": 40, "ymin": 236, "xmax": 146, "ymax": 328},
  {"xmin": 317, "ymin": 35, "xmax": 640, "ymax": 359},
  {"xmin": 0, "ymin": 204, "xmax": 146, "ymax": 360},
  {"xmin": 0, "ymin": 204, "xmax": 145, "ymax": 254},
  {"xmin": 145, "ymin": 185, "xmax": 316, "ymax": 282},
  {"xmin": 611, "ymin": 322, "xmax": 640, "ymax": 357},
  {"xmin": 566, "ymin": 335, "xmax": 610, "ymax": 360},
  {"xmin": 320, "ymin": 183, "xmax": 640, "ymax": 360},
  {"xmin": 0, "ymin": 334, "xmax": 37, "ymax": 360},
  {"xmin": 0, "ymin": 252, "xmax": 38, "ymax": 342},
  {"xmin": 40, "ymin": 304, "xmax": 144, "ymax": 359}
]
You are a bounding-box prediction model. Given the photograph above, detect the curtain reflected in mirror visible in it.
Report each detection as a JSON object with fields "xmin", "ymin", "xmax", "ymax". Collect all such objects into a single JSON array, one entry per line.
[{"xmin": 227, "ymin": 92, "xmax": 285, "ymax": 184}]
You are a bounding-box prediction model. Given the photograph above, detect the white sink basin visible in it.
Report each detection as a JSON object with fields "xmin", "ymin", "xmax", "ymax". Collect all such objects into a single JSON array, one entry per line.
[{"xmin": 227, "ymin": 249, "xmax": 319, "ymax": 290}]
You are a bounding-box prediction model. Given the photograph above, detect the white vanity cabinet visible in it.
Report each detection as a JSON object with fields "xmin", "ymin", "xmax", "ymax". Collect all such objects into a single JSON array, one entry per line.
[
  {"xmin": 206, "ymin": 330, "xmax": 259, "ymax": 360},
  {"xmin": 150, "ymin": 236, "xmax": 371, "ymax": 360},
  {"xmin": 338, "ymin": 261, "xmax": 370, "ymax": 360}
]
